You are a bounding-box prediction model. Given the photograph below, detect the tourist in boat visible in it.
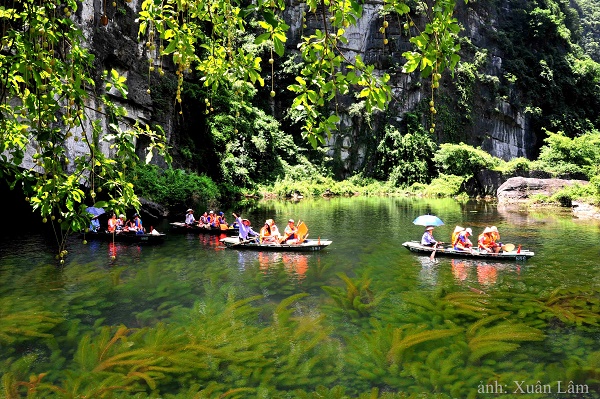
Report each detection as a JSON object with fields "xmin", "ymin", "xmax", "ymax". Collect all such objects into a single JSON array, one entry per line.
[
  {"xmin": 198, "ymin": 211, "xmax": 209, "ymax": 228},
  {"xmin": 133, "ymin": 213, "xmax": 145, "ymax": 234},
  {"xmin": 207, "ymin": 210, "xmax": 218, "ymax": 228},
  {"xmin": 453, "ymin": 227, "xmax": 473, "ymax": 252},
  {"xmin": 116, "ymin": 214, "xmax": 126, "ymax": 231},
  {"xmin": 185, "ymin": 209, "xmax": 196, "ymax": 226},
  {"xmin": 90, "ymin": 216, "xmax": 100, "ymax": 232},
  {"xmin": 107, "ymin": 213, "xmax": 118, "ymax": 233},
  {"xmin": 451, "ymin": 226, "xmax": 463, "ymax": 246},
  {"xmin": 217, "ymin": 211, "xmax": 228, "ymax": 227},
  {"xmin": 232, "ymin": 213, "xmax": 259, "ymax": 242},
  {"xmin": 260, "ymin": 219, "xmax": 281, "ymax": 243},
  {"xmin": 490, "ymin": 226, "xmax": 503, "ymax": 250},
  {"xmin": 281, "ymin": 219, "xmax": 299, "ymax": 243},
  {"xmin": 478, "ymin": 227, "xmax": 497, "ymax": 253},
  {"xmin": 420, "ymin": 225, "xmax": 439, "ymax": 247}
]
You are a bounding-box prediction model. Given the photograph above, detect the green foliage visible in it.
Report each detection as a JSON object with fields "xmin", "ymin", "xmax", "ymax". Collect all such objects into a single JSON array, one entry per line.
[
  {"xmin": 534, "ymin": 130, "xmax": 600, "ymax": 178},
  {"xmin": 496, "ymin": 0, "xmax": 600, "ymax": 139},
  {"xmin": 263, "ymin": 174, "xmax": 404, "ymax": 198},
  {"xmin": 139, "ymin": 0, "xmax": 464, "ymax": 146},
  {"xmin": 494, "ymin": 157, "xmax": 532, "ymax": 176},
  {"xmin": 322, "ymin": 272, "xmax": 391, "ymax": 323},
  {"xmin": 130, "ymin": 164, "xmax": 220, "ymax": 210},
  {"xmin": 0, "ymin": 3, "xmax": 170, "ymax": 257},
  {"xmin": 433, "ymin": 143, "xmax": 501, "ymax": 178},
  {"xmin": 410, "ymin": 174, "xmax": 465, "ymax": 197},
  {"xmin": 375, "ymin": 119, "xmax": 438, "ymax": 187}
]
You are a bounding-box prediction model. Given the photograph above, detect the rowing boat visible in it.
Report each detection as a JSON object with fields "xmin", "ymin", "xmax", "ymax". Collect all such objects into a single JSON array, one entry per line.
[
  {"xmin": 402, "ymin": 241, "xmax": 534, "ymax": 260},
  {"xmin": 83, "ymin": 231, "xmax": 166, "ymax": 245},
  {"xmin": 220, "ymin": 237, "xmax": 332, "ymax": 252},
  {"xmin": 170, "ymin": 222, "xmax": 239, "ymax": 236}
]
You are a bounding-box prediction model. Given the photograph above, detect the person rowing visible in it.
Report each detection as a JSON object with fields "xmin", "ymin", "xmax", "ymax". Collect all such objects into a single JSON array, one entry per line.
[
  {"xmin": 421, "ymin": 226, "xmax": 440, "ymax": 247},
  {"xmin": 185, "ymin": 209, "xmax": 196, "ymax": 226}
]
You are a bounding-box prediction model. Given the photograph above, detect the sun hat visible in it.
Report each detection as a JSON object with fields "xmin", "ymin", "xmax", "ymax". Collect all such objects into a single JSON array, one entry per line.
[
  {"xmin": 242, "ymin": 219, "xmax": 251, "ymax": 225},
  {"xmin": 187, "ymin": 209, "xmax": 193, "ymax": 213},
  {"xmin": 490, "ymin": 226, "xmax": 498, "ymax": 232},
  {"xmin": 288, "ymin": 219, "xmax": 294, "ymax": 223},
  {"xmin": 465, "ymin": 228, "xmax": 473, "ymax": 235},
  {"xmin": 119, "ymin": 214, "xmax": 125, "ymax": 218},
  {"xmin": 453, "ymin": 226, "xmax": 464, "ymax": 233},
  {"xmin": 483, "ymin": 227, "xmax": 493, "ymax": 234},
  {"xmin": 266, "ymin": 219, "xmax": 273, "ymax": 225},
  {"xmin": 209, "ymin": 210, "xmax": 214, "ymax": 214},
  {"xmin": 426, "ymin": 226, "xmax": 434, "ymax": 231}
]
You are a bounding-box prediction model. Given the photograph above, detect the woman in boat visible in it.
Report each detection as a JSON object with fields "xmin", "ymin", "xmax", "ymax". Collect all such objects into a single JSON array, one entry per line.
[
  {"xmin": 420, "ymin": 226, "xmax": 438, "ymax": 247},
  {"xmin": 198, "ymin": 212, "xmax": 209, "ymax": 228},
  {"xmin": 207, "ymin": 211, "xmax": 218, "ymax": 228},
  {"xmin": 116, "ymin": 214, "xmax": 127, "ymax": 231},
  {"xmin": 185, "ymin": 209, "xmax": 196, "ymax": 226},
  {"xmin": 90, "ymin": 216, "xmax": 101, "ymax": 232},
  {"xmin": 232, "ymin": 213, "xmax": 259, "ymax": 241},
  {"xmin": 453, "ymin": 227, "xmax": 473, "ymax": 252},
  {"xmin": 107, "ymin": 213, "xmax": 118, "ymax": 233},
  {"xmin": 133, "ymin": 213, "xmax": 145, "ymax": 234},
  {"xmin": 260, "ymin": 219, "xmax": 280, "ymax": 243},
  {"xmin": 478, "ymin": 227, "xmax": 498, "ymax": 253},
  {"xmin": 490, "ymin": 226, "xmax": 503, "ymax": 249},
  {"xmin": 217, "ymin": 211, "xmax": 228, "ymax": 227},
  {"xmin": 451, "ymin": 226, "xmax": 463, "ymax": 247}
]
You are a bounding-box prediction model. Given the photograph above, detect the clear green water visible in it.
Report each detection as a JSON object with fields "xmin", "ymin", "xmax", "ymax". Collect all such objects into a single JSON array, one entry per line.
[{"xmin": 1, "ymin": 197, "xmax": 599, "ymax": 398}]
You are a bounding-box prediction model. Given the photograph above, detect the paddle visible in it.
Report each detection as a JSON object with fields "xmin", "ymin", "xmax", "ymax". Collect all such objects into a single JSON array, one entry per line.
[
  {"xmin": 430, "ymin": 242, "xmax": 443, "ymax": 261},
  {"xmin": 501, "ymin": 243, "xmax": 515, "ymax": 252}
]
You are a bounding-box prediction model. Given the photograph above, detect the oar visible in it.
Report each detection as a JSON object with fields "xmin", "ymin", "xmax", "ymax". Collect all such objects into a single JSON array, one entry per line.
[{"xmin": 430, "ymin": 242, "xmax": 442, "ymax": 261}]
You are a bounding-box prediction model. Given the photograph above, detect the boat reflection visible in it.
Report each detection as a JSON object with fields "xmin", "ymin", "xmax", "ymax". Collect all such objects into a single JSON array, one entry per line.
[
  {"xmin": 236, "ymin": 251, "xmax": 311, "ymax": 281},
  {"xmin": 198, "ymin": 233, "xmax": 227, "ymax": 251},
  {"xmin": 258, "ymin": 252, "xmax": 309, "ymax": 280},
  {"xmin": 451, "ymin": 259, "xmax": 521, "ymax": 286},
  {"xmin": 107, "ymin": 242, "xmax": 143, "ymax": 263}
]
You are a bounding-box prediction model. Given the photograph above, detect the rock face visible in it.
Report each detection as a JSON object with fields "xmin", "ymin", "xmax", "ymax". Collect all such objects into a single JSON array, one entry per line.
[{"xmin": 496, "ymin": 177, "xmax": 589, "ymax": 203}]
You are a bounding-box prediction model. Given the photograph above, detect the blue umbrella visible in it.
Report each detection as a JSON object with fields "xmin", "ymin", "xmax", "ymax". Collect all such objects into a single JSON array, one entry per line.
[
  {"xmin": 86, "ymin": 206, "xmax": 105, "ymax": 217},
  {"xmin": 412, "ymin": 214, "xmax": 444, "ymax": 227}
]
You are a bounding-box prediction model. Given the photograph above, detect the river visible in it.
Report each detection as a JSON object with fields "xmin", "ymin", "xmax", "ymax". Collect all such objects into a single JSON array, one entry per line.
[{"xmin": 1, "ymin": 197, "xmax": 599, "ymax": 398}]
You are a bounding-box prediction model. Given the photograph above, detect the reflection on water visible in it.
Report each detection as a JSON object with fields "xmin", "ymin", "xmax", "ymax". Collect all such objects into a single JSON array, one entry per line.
[
  {"xmin": 235, "ymin": 250, "xmax": 312, "ymax": 282},
  {"xmin": 449, "ymin": 258, "xmax": 522, "ymax": 287}
]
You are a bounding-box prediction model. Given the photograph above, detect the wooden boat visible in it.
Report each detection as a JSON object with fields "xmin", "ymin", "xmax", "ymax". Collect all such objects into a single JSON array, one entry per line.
[
  {"xmin": 220, "ymin": 237, "xmax": 332, "ymax": 252},
  {"xmin": 170, "ymin": 222, "xmax": 238, "ymax": 236},
  {"xmin": 402, "ymin": 241, "xmax": 534, "ymax": 261},
  {"xmin": 83, "ymin": 230, "xmax": 166, "ymax": 244}
]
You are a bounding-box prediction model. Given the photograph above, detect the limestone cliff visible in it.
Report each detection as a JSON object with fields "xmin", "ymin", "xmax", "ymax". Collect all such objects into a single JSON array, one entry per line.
[{"xmin": 72, "ymin": 0, "xmax": 591, "ymax": 176}]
